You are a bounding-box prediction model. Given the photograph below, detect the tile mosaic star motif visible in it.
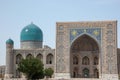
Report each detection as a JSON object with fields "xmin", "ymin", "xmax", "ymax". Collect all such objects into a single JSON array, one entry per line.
[{"xmin": 70, "ymin": 28, "xmax": 101, "ymax": 44}]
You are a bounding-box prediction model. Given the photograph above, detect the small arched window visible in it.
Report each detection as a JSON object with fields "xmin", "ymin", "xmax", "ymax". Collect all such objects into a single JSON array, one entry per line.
[
  {"xmin": 94, "ymin": 57, "xmax": 98, "ymax": 65},
  {"xmin": 73, "ymin": 56, "xmax": 78, "ymax": 64},
  {"xmin": 46, "ymin": 54, "xmax": 53, "ymax": 64},
  {"xmin": 94, "ymin": 68, "xmax": 99, "ymax": 78},
  {"xmin": 83, "ymin": 68, "xmax": 89, "ymax": 78},
  {"xmin": 26, "ymin": 54, "xmax": 33, "ymax": 59},
  {"xmin": 16, "ymin": 54, "xmax": 22, "ymax": 64},
  {"xmin": 36, "ymin": 54, "xmax": 43, "ymax": 62},
  {"xmin": 73, "ymin": 67, "xmax": 78, "ymax": 78},
  {"xmin": 16, "ymin": 70, "xmax": 21, "ymax": 78},
  {"xmin": 82, "ymin": 56, "xmax": 89, "ymax": 65}
]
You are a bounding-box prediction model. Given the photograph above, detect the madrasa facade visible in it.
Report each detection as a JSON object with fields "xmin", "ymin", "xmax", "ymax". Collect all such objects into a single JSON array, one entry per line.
[{"xmin": 4, "ymin": 20, "xmax": 120, "ymax": 80}]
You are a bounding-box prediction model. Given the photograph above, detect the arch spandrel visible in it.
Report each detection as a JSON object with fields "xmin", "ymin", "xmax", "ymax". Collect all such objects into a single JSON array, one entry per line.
[{"xmin": 70, "ymin": 28, "xmax": 101, "ymax": 45}]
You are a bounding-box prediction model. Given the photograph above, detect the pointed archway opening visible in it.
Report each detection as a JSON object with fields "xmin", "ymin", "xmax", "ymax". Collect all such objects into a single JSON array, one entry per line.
[{"xmin": 70, "ymin": 34, "xmax": 99, "ymax": 78}]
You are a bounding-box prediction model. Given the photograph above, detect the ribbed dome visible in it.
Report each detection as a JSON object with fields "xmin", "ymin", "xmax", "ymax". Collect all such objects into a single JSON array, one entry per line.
[
  {"xmin": 6, "ymin": 38, "xmax": 14, "ymax": 44},
  {"xmin": 20, "ymin": 23, "xmax": 43, "ymax": 42}
]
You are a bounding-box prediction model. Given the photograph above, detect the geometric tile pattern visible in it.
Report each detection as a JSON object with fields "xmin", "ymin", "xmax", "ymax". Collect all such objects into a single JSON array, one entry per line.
[{"xmin": 70, "ymin": 28, "xmax": 101, "ymax": 44}]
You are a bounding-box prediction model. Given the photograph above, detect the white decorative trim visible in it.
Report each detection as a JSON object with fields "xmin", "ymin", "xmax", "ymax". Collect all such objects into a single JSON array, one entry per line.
[
  {"xmin": 4, "ymin": 74, "xmax": 13, "ymax": 78},
  {"xmin": 55, "ymin": 73, "xmax": 70, "ymax": 79},
  {"xmin": 101, "ymin": 74, "xmax": 119, "ymax": 80}
]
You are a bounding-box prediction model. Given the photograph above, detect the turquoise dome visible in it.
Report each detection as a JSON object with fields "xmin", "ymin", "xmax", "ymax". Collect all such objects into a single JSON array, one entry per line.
[
  {"xmin": 6, "ymin": 38, "xmax": 14, "ymax": 44},
  {"xmin": 20, "ymin": 23, "xmax": 43, "ymax": 42}
]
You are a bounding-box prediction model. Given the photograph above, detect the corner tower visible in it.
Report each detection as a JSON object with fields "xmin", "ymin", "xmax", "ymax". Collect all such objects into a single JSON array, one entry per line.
[
  {"xmin": 20, "ymin": 23, "xmax": 43, "ymax": 49},
  {"xmin": 5, "ymin": 38, "xmax": 14, "ymax": 78}
]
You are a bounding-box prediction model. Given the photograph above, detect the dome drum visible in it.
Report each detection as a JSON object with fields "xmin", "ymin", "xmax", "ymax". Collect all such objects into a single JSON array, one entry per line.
[{"xmin": 21, "ymin": 41, "xmax": 42, "ymax": 49}]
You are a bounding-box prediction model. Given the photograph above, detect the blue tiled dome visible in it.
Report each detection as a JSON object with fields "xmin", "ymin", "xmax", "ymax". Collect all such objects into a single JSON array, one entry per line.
[
  {"xmin": 20, "ymin": 23, "xmax": 43, "ymax": 42},
  {"xmin": 6, "ymin": 38, "xmax": 14, "ymax": 44}
]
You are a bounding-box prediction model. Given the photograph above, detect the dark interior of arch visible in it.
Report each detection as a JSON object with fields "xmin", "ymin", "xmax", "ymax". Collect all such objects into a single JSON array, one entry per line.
[{"xmin": 71, "ymin": 34, "xmax": 99, "ymax": 53}]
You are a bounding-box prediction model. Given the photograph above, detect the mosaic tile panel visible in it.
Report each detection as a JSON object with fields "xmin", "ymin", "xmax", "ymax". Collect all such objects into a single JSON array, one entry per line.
[{"xmin": 70, "ymin": 28, "xmax": 101, "ymax": 44}]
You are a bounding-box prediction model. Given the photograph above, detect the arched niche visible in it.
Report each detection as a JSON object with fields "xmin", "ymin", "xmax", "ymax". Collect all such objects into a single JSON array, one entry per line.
[
  {"xmin": 36, "ymin": 53, "xmax": 43, "ymax": 62},
  {"xmin": 46, "ymin": 54, "xmax": 54, "ymax": 64},
  {"xmin": 70, "ymin": 34, "xmax": 100, "ymax": 78},
  {"xmin": 16, "ymin": 54, "xmax": 23, "ymax": 64},
  {"xmin": 26, "ymin": 54, "xmax": 33, "ymax": 59}
]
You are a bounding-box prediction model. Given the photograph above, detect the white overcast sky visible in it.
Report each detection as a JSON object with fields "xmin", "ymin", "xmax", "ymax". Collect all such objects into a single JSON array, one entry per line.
[{"xmin": 0, "ymin": 0, "xmax": 120, "ymax": 65}]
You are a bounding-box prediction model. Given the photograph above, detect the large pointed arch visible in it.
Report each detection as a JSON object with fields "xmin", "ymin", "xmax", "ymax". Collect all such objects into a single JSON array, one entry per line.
[
  {"xmin": 70, "ymin": 34, "xmax": 100, "ymax": 78},
  {"xmin": 70, "ymin": 34, "xmax": 99, "ymax": 53},
  {"xmin": 71, "ymin": 33, "xmax": 99, "ymax": 46}
]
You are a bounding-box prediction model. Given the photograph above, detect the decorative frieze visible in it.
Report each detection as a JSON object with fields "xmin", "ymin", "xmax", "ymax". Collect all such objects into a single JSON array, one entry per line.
[
  {"xmin": 56, "ymin": 27, "xmax": 65, "ymax": 72},
  {"xmin": 105, "ymin": 23, "xmax": 117, "ymax": 74}
]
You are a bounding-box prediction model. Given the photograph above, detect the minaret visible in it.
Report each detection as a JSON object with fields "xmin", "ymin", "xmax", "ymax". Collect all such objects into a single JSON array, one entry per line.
[{"xmin": 5, "ymin": 38, "xmax": 14, "ymax": 78}]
